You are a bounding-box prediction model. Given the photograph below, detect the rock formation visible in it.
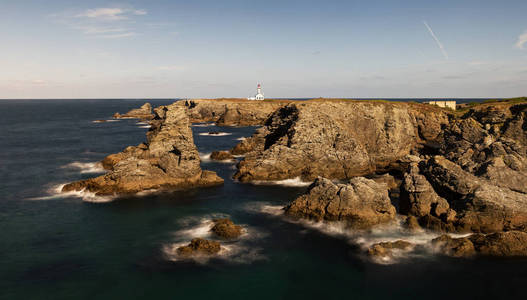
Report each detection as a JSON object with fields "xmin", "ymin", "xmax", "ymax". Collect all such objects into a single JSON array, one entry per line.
[
  {"xmin": 63, "ymin": 104, "xmax": 223, "ymax": 195},
  {"xmin": 284, "ymin": 177, "xmax": 396, "ymax": 228},
  {"xmin": 113, "ymin": 102, "xmax": 154, "ymax": 120},
  {"xmin": 210, "ymin": 219, "xmax": 243, "ymax": 239},
  {"xmin": 234, "ymin": 101, "xmax": 449, "ymax": 182},
  {"xmin": 177, "ymin": 99, "xmax": 289, "ymax": 126},
  {"xmin": 431, "ymin": 231, "xmax": 527, "ymax": 257},
  {"xmin": 176, "ymin": 238, "xmax": 221, "ymax": 256},
  {"xmin": 210, "ymin": 151, "xmax": 235, "ymax": 161},
  {"xmin": 367, "ymin": 240, "xmax": 414, "ymax": 258}
]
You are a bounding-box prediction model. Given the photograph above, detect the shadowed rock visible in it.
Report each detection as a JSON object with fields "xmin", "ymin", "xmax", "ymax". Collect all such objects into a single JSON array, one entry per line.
[
  {"xmin": 113, "ymin": 102, "xmax": 154, "ymax": 120},
  {"xmin": 210, "ymin": 151, "xmax": 235, "ymax": 161}
]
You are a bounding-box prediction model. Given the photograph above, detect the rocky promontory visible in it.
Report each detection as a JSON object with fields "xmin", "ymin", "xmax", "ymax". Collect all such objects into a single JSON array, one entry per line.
[
  {"xmin": 63, "ymin": 104, "xmax": 223, "ymax": 195},
  {"xmin": 113, "ymin": 102, "xmax": 154, "ymax": 120},
  {"xmin": 177, "ymin": 99, "xmax": 290, "ymax": 126}
]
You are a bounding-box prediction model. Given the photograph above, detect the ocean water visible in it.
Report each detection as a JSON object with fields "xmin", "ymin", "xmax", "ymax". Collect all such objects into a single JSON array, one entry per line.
[{"xmin": 0, "ymin": 99, "xmax": 526, "ymax": 299}]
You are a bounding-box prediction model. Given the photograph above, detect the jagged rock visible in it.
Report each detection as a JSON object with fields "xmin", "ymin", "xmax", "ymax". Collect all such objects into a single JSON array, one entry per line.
[
  {"xmin": 404, "ymin": 215, "xmax": 422, "ymax": 232},
  {"xmin": 210, "ymin": 151, "xmax": 234, "ymax": 161},
  {"xmin": 431, "ymin": 231, "xmax": 527, "ymax": 257},
  {"xmin": 177, "ymin": 99, "xmax": 288, "ymax": 126},
  {"xmin": 176, "ymin": 238, "xmax": 221, "ymax": 256},
  {"xmin": 284, "ymin": 177, "xmax": 396, "ymax": 228},
  {"xmin": 234, "ymin": 102, "xmax": 449, "ymax": 182},
  {"xmin": 420, "ymin": 156, "xmax": 527, "ymax": 233},
  {"xmin": 113, "ymin": 103, "xmax": 154, "ymax": 120},
  {"xmin": 62, "ymin": 104, "xmax": 223, "ymax": 196},
  {"xmin": 210, "ymin": 219, "xmax": 243, "ymax": 239},
  {"xmin": 367, "ymin": 240, "xmax": 414, "ymax": 258}
]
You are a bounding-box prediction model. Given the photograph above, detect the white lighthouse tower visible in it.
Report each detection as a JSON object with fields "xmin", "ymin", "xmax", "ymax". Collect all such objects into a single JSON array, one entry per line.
[{"xmin": 248, "ymin": 83, "xmax": 265, "ymax": 100}]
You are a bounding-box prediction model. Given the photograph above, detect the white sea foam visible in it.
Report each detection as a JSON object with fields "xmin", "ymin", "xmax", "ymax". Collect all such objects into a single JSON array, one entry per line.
[
  {"xmin": 235, "ymin": 137, "xmax": 246, "ymax": 141},
  {"xmin": 198, "ymin": 132, "xmax": 232, "ymax": 136},
  {"xmin": 136, "ymin": 121, "xmax": 148, "ymax": 125},
  {"xmin": 92, "ymin": 119, "xmax": 120, "ymax": 123},
  {"xmin": 243, "ymin": 202, "xmax": 285, "ymax": 216},
  {"xmin": 199, "ymin": 152, "xmax": 211, "ymax": 161},
  {"xmin": 163, "ymin": 214, "xmax": 267, "ymax": 264},
  {"xmin": 138, "ymin": 125, "xmax": 152, "ymax": 129},
  {"xmin": 251, "ymin": 177, "xmax": 312, "ymax": 187},
  {"xmin": 192, "ymin": 123, "xmax": 216, "ymax": 127},
  {"xmin": 27, "ymin": 184, "xmax": 114, "ymax": 203},
  {"xmin": 61, "ymin": 161, "xmax": 106, "ymax": 174}
]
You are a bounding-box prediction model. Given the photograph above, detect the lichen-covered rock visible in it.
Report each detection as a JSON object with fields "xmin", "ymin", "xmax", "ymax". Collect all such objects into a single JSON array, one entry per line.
[
  {"xmin": 113, "ymin": 102, "xmax": 153, "ymax": 120},
  {"xmin": 210, "ymin": 219, "xmax": 243, "ymax": 239},
  {"xmin": 62, "ymin": 104, "xmax": 223, "ymax": 196},
  {"xmin": 176, "ymin": 238, "xmax": 221, "ymax": 256},
  {"xmin": 284, "ymin": 177, "xmax": 396, "ymax": 228},
  {"xmin": 234, "ymin": 101, "xmax": 449, "ymax": 182}
]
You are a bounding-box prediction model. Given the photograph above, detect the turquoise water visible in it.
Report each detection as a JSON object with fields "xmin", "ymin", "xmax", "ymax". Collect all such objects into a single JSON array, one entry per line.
[{"xmin": 0, "ymin": 99, "xmax": 525, "ymax": 299}]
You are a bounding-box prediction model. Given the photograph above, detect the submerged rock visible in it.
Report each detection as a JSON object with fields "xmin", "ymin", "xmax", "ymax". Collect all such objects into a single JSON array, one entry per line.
[
  {"xmin": 210, "ymin": 219, "xmax": 243, "ymax": 239},
  {"xmin": 113, "ymin": 102, "xmax": 154, "ymax": 120},
  {"xmin": 176, "ymin": 238, "xmax": 221, "ymax": 256},
  {"xmin": 284, "ymin": 177, "xmax": 396, "ymax": 228},
  {"xmin": 62, "ymin": 104, "xmax": 223, "ymax": 196}
]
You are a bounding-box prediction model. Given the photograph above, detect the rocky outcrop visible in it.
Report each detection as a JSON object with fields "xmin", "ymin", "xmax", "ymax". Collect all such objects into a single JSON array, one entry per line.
[
  {"xmin": 210, "ymin": 219, "xmax": 243, "ymax": 239},
  {"xmin": 234, "ymin": 101, "xmax": 449, "ymax": 182},
  {"xmin": 367, "ymin": 240, "xmax": 414, "ymax": 259},
  {"xmin": 176, "ymin": 238, "xmax": 221, "ymax": 256},
  {"xmin": 431, "ymin": 231, "xmax": 527, "ymax": 257},
  {"xmin": 177, "ymin": 99, "xmax": 289, "ymax": 126},
  {"xmin": 210, "ymin": 151, "xmax": 235, "ymax": 161},
  {"xmin": 284, "ymin": 177, "xmax": 396, "ymax": 228},
  {"xmin": 113, "ymin": 102, "xmax": 154, "ymax": 120},
  {"xmin": 62, "ymin": 104, "xmax": 223, "ymax": 195}
]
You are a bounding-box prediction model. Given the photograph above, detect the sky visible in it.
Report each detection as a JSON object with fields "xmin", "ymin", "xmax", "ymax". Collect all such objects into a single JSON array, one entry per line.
[{"xmin": 1, "ymin": 0, "xmax": 527, "ymax": 99}]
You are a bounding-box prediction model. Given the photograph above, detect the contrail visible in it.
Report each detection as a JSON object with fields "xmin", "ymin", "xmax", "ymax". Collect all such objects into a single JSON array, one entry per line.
[{"xmin": 423, "ymin": 21, "xmax": 449, "ymax": 60}]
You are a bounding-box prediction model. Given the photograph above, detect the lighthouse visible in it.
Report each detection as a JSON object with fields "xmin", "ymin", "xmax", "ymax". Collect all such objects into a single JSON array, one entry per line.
[{"xmin": 248, "ymin": 83, "xmax": 265, "ymax": 100}]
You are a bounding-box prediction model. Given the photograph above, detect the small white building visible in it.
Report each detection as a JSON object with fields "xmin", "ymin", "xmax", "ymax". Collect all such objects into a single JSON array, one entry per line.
[
  {"xmin": 248, "ymin": 83, "xmax": 264, "ymax": 100},
  {"xmin": 425, "ymin": 100, "xmax": 456, "ymax": 110}
]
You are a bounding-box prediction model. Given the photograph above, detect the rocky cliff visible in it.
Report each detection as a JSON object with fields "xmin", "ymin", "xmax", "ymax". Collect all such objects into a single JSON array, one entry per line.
[
  {"xmin": 63, "ymin": 104, "xmax": 223, "ymax": 195},
  {"xmin": 176, "ymin": 99, "xmax": 289, "ymax": 126},
  {"xmin": 233, "ymin": 101, "xmax": 449, "ymax": 182}
]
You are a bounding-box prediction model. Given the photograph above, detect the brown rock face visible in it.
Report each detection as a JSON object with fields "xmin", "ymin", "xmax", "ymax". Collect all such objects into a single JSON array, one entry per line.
[
  {"xmin": 210, "ymin": 151, "xmax": 235, "ymax": 161},
  {"xmin": 210, "ymin": 219, "xmax": 243, "ymax": 239},
  {"xmin": 176, "ymin": 238, "xmax": 221, "ymax": 256},
  {"xmin": 234, "ymin": 102, "xmax": 449, "ymax": 182},
  {"xmin": 113, "ymin": 102, "xmax": 154, "ymax": 120},
  {"xmin": 62, "ymin": 104, "xmax": 223, "ymax": 196},
  {"xmin": 177, "ymin": 99, "xmax": 288, "ymax": 126},
  {"xmin": 284, "ymin": 177, "xmax": 396, "ymax": 228},
  {"xmin": 431, "ymin": 231, "xmax": 527, "ymax": 257}
]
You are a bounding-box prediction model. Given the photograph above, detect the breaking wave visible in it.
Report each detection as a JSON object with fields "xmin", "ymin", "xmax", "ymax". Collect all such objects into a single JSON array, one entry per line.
[
  {"xmin": 235, "ymin": 137, "xmax": 246, "ymax": 141},
  {"xmin": 138, "ymin": 125, "xmax": 151, "ymax": 129},
  {"xmin": 250, "ymin": 177, "xmax": 312, "ymax": 187},
  {"xmin": 198, "ymin": 132, "xmax": 232, "ymax": 136},
  {"xmin": 92, "ymin": 119, "xmax": 120, "ymax": 123},
  {"xmin": 60, "ymin": 161, "xmax": 106, "ymax": 174},
  {"xmin": 199, "ymin": 152, "xmax": 211, "ymax": 161},
  {"xmin": 26, "ymin": 184, "xmax": 115, "ymax": 203}
]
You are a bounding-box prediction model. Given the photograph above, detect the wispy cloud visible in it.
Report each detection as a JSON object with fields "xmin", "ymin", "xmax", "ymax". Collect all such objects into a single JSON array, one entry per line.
[
  {"xmin": 75, "ymin": 7, "xmax": 146, "ymax": 21},
  {"xmin": 515, "ymin": 30, "xmax": 527, "ymax": 49},
  {"xmin": 54, "ymin": 6, "xmax": 146, "ymax": 39},
  {"xmin": 423, "ymin": 21, "xmax": 449, "ymax": 60}
]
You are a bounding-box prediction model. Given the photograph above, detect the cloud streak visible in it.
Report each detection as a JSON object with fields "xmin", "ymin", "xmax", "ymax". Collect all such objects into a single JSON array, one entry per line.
[
  {"xmin": 76, "ymin": 8, "xmax": 146, "ymax": 21},
  {"xmin": 515, "ymin": 30, "xmax": 527, "ymax": 49},
  {"xmin": 423, "ymin": 21, "xmax": 449, "ymax": 60}
]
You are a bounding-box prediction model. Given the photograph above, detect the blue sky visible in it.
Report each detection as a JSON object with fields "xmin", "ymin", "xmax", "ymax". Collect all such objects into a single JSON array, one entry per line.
[{"xmin": 1, "ymin": 0, "xmax": 526, "ymax": 98}]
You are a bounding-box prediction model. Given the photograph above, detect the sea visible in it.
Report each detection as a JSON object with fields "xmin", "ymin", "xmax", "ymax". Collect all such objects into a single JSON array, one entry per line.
[{"xmin": 1, "ymin": 99, "xmax": 525, "ymax": 299}]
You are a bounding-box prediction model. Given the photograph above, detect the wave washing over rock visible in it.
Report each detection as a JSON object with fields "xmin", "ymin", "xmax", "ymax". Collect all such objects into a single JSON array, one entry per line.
[
  {"xmin": 61, "ymin": 104, "xmax": 223, "ymax": 198},
  {"xmin": 61, "ymin": 161, "xmax": 106, "ymax": 174}
]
